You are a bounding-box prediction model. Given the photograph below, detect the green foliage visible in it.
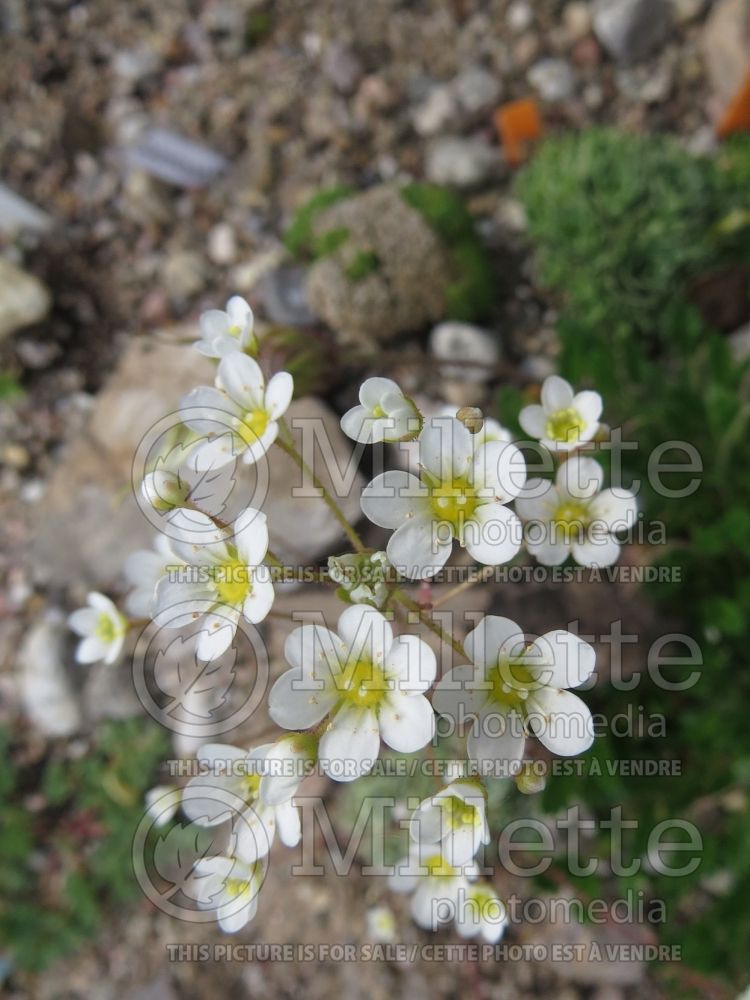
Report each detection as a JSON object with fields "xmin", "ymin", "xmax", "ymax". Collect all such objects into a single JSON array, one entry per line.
[
  {"xmin": 283, "ymin": 185, "xmax": 355, "ymax": 258},
  {"xmin": 345, "ymin": 250, "xmax": 380, "ymax": 282},
  {"xmin": 0, "ymin": 371, "xmax": 24, "ymax": 401},
  {"xmin": 401, "ymin": 182, "xmax": 496, "ymax": 322},
  {"xmin": 516, "ymin": 128, "xmax": 750, "ymax": 988},
  {"xmin": 0, "ymin": 719, "xmax": 169, "ymax": 972}
]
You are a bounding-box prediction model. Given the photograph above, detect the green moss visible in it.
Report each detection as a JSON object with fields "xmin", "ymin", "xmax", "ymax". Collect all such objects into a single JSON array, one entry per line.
[
  {"xmin": 0, "ymin": 372, "xmax": 23, "ymax": 401},
  {"xmin": 401, "ymin": 182, "xmax": 496, "ymax": 323},
  {"xmin": 345, "ymin": 249, "xmax": 380, "ymax": 281},
  {"xmin": 284, "ymin": 185, "xmax": 356, "ymax": 258}
]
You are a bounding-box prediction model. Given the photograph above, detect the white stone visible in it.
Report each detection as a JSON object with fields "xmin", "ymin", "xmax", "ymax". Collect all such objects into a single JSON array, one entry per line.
[
  {"xmin": 20, "ymin": 614, "xmax": 82, "ymax": 737},
  {"xmin": 507, "ymin": 1, "xmax": 534, "ymax": 32},
  {"xmin": 425, "ymin": 136, "xmax": 498, "ymax": 188},
  {"xmin": 207, "ymin": 222, "xmax": 237, "ymax": 265},
  {"xmin": 0, "ymin": 257, "xmax": 51, "ymax": 340},
  {"xmin": 429, "ymin": 321, "xmax": 501, "ymax": 383},
  {"xmin": 453, "ymin": 67, "xmax": 502, "ymax": 115},
  {"xmin": 593, "ymin": 0, "xmax": 672, "ymax": 63},
  {"xmin": 412, "ymin": 85, "xmax": 458, "ymax": 137},
  {"xmin": 528, "ymin": 58, "xmax": 577, "ymax": 102}
]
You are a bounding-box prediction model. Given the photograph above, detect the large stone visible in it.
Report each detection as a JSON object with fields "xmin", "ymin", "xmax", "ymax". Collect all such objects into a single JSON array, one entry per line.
[
  {"xmin": 19, "ymin": 614, "xmax": 82, "ymax": 737},
  {"xmin": 306, "ymin": 185, "xmax": 453, "ymax": 346},
  {"xmin": 0, "ymin": 257, "xmax": 51, "ymax": 340},
  {"xmin": 31, "ymin": 333, "xmax": 215, "ymax": 589},
  {"xmin": 593, "ymin": 0, "xmax": 672, "ymax": 63},
  {"xmin": 702, "ymin": 0, "xmax": 750, "ymax": 112}
]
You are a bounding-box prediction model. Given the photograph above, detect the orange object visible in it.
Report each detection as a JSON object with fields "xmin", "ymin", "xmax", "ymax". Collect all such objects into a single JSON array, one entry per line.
[
  {"xmin": 494, "ymin": 98, "xmax": 544, "ymax": 167},
  {"xmin": 717, "ymin": 68, "xmax": 750, "ymax": 138}
]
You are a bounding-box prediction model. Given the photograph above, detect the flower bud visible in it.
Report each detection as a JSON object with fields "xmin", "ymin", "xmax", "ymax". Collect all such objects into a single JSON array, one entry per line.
[
  {"xmin": 456, "ymin": 406, "xmax": 484, "ymax": 435},
  {"xmin": 515, "ymin": 761, "xmax": 547, "ymax": 795}
]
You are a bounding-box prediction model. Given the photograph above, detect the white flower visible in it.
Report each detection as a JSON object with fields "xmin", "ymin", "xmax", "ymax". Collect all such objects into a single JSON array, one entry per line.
[
  {"xmin": 268, "ymin": 605, "xmax": 437, "ymax": 782},
  {"xmin": 366, "ymin": 905, "xmax": 397, "ymax": 943},
  {"xmin": 194, "ymin": 296, "xmax": 257, "ymax": 358},
  {"xmin": 154, "ymin": 507, "xmax": 274, "ymax": 662},
  {"xmin": 181, "ymin": 353, "xmax": 293, "ymax": 469},
  {"xmin": 192, "ymin": 853, "xmax": 264, "ymax": 933},
  {"xmin": 516, "ymin": 456, "xmax": 637, "ymax": 567},
  {"xmin": 257, "ymin": 733, "xmax": 318, "ymax": 807},
  {"xmin": 409, "ymin": 779, "xmax": 490, "ymax": 866},
  {"xmin": 124, "ymin": 534, "xmax": 181, "ymax": 618},
  {"xmin": 388, "ymin": 847, "xmax": 475, "ymax": 931},
  {"xmin": 361, "ymin": 415, "xmax": 526, "ymax": 579},
  {"xmin": 341, "ymin": 377, "xmax": 421, "ymax": 444},
  {"xmin": 145, "ymin": 785, "xmax": 181, "ymax": 827},
  {"xmin": 519, "ymin": 375, "xmax": 602, "ymax": 452},
  {"xmin": 68, "ymin": 592, "xmax": 127, "ymax": 665},
  {"xmin": 440, "ymin": 405, "xmax": 512, "ymax": 447},
  {"xmin": 432, "ymin": 615, "xmax": 596, "ymax": 774},
  {"xmin": 181, "ymin": 743, "xmax": 301, "ymax": 864},
  {"xmin": 455, "ymin": 882, "xmax": 507, "ymax": 944}
]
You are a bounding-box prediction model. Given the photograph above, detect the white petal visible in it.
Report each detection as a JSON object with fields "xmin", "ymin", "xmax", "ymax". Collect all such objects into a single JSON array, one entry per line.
[
  {"xmin": 463, "ymin": 504, "xmax": 523, "ymax": 566},
  {"xmin": 217, "ymin": 897, "xmax": 256, "ymax": 934},
  {"xmin": 431, "ymin": 664, "xmax": 483, "ymax": 721},
  {"xmin": 572, "ymin": 389, "xmax": 602, "ymax": 425},
  {"xmin": 195, "ymin": 609, "xmax": 240, "ymax": 662},
  {"xmin": 243, "ymin": 577, "xmax": 274, "ymax": 624},
  {"xmin": 240, "ymin": 422, "xmax": 278, "ymax": 465},
  {"xmin": 419, "ymin": 417, "xmax": 473, "ymax": 481},
  {"xmin": 588, "ymin": 489, "xmax": 638, "ymax": 531},
  {"xmin": 386, "ymin": 516, "xmax": 452, "ymax": 580},
  {"xmin": 526, "ymin": 535, "xmax": 572, "ymax": 566},
  {"xmin": 167, "ymin": 508, "xmax": 229, "ymax": 561},
  {"xmin": 526, "ymin": 688, "xmax": 594, "ymax": 756},
  {"xmin": 360, "ymin": 377, "xmax": 400, "ymax": 408},
  {"xmin": 464, "ymin": 616, "xmax": 525, "ymax": 669},
  {"xmin": 336, "ymin": 605, "xmax": 393, "ymax": 665},
  {"xmin": 181, "ymin": 774, "xmax": 240, "ymax": 826},
  {"xmin": 518, "ymin": 404, "xmax": 546, "ymax": 439},
  {"xmin": 275, "ymin": 800, "xmax": 301, "ymax": 847},
  {"xmin": 200, "ymin": 309, "xmax": 231, "ymax": 339},
  {"xmin": 268, "ymin": 668, "xmax": 336, "ymax": 730},
  {"xmin": 384, "ymin": 634, "xmax": 436, "ymax": 694},
  {"xmin": 515, "ymin": 479, "xmax": 559, "ymax": 522},
  {"xmin": 471, "ymin": 441, "xmax": 527, "ymax": 501},
  {"xmin": 234, "ymin": 507, "xmax": 268, "ymax": 566},
  {"xmin": 527, "ymin": 630, "xmax": 596, "ymax": 689},
  {"xmin": 180, "ymin": 386, "xmax": 241, "ymax": 436},
  {"xmin": 541, "ymin": 375, "xmax": 573, "ymax": 411},
  {"xmin": 571, "ymin": 535, "xmax": 622, "ymax": 568},
  {"xmin": 556, "ymin": 456, "xmax": 604, "ymax": 500},
  {"xmin": 318, "ymin": 706, "xmax": 380, "ymax": 782},
  {"xmin": 192, "ymin": 432, "xmax": 243, "ymax": 472},
  {"xmin": 235, "ymin": 804, "xmax": 275, "ymax": 863},
  {"xmin": 340, "ymin": 405, "xmax": 371, "ymax": 443},
  {"xmin": 467, "ymin": 706, "xmax": 525, "ymax": 776},
  {"xmin": 361, "ymin": 472, "xmax": 428, "ymax": 528},
  {"xmin": 264, "ymin": 371, "xmax": 294, "ymax": 419},
  {"xmin": 68, "ymin": 607, "xmax": 99, "ymax": 636},
  {"xmin": 283, "ymin": 623, "xmax": 341, "ymax": 673},
  {"xmin": 226, "ymin": 295, "xmax": 253, "ymax": 326},
  {"xmin": 379, "ymin": 692, "xmax": 434, "ymax": 752},
  {"xmin": 259, "ymin": 737, "xmax": 312, "ymax": 806},
  {"xmin": 76, "ymin": 636, "xmax": 107, "ymax": 664},
  {"xmin": 218, "ymin": 353, "xmax": 264, "ymax": 409}
]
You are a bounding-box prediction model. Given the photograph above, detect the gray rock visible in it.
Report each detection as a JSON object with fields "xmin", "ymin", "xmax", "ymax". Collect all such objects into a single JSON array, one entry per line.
[
  {"xmin": 20, "ymin": 614, "xmax": 82, "ymax": 737},
  {"xmin": 507, "ymin": 0, "xmax": 534, "ymax": 31},
  {"xmin": 425, "ymin": 136, "xmax": 499, "ymax": 188},
  {"xmin": 0, "ymin": 257, "xmax": 51, "ymax": 340},
  {"xmin": 453, "ymin": 67, "xmax": 502, "ymax": 116},
  {"xmin": 161, "ymin": 251, "xmax": 206, "ymax": 301},
  {"xmin": 412, "ymin": 85, "xmax": 458, "ymax": 137},
  {"xmin": 122, "ymin": 127, "xmax": 228, "ymax": 188},
  {"xmin": 0, "ymin": 183, "xmax": 52, "ymax": 234},
  {"xmin": 306, "ymin": 185, "xmax": 453, "ymax": 346},
  {"xmin": 259, "ymin": 264, "xmax": 318, "ymax": 326},
  {"xmin": 322, "ymin": 43, "xmax": 363, "ymax": 95},
  {"xmin": 528, "ymin": 58, "xmax": 577, "ymax": 101},
  {"xmin": 429, "ymin": 321, "xmax": 501, "ymax": 383},
  {"xmin": 593, "ymin": 0, "xmax": 673, "ymax": 63}
]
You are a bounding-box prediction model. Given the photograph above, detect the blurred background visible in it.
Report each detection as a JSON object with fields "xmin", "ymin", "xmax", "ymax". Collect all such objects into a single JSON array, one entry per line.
[{"xmin": 2, "ymin": 1, "xmax": 750, "ymax": 998}]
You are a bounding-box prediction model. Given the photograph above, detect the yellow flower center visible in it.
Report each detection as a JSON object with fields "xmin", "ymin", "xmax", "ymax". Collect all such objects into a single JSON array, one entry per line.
[
  {"xmin": 225, "ymin": 876, "xmax": 251, "ymax": 898},
  {"xmin": 234, "ymin": 408, "xmax": 269, "ymax": 446},
  {"xmin": 95, "ymin": 612, "xmax": 123, "ymax": 644},
  {"xmin": 336, "ymin": 658, "xmax": 389, "ymax": 709},
  {"xmin": 486, "ymin": 658, "xmax": 536, "ymax": 710},
  {"xmin": 553, "ymin": 499, "xmax": 589, "ymax": 542},
  {"xmin": 440, "ymin": 794, "xmax": 479, "ymax": 831},
  {"xmin": 242, "ymin": 772, "xmax": 262, "ymax": 801},
  {"xmin": 371, "ymin": 403, "xmax": 386, "ymax": 418},
  {"xmin": 424, "ymin": 854, "xmax": 458, "ymax": 878},
  {"xmin": 213, "ymin": 559, "xmax": 252, "ymax": 606},
  {"xmin": 545, "ymin": 407, "xmax": 585, "ymax": 443},
  {"xmin": 428, "ymin": 476, "xmax": 479, "ymax": 537}
]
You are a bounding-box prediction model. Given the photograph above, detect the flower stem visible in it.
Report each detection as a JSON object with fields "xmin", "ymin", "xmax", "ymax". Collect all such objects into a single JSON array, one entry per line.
[
  {"xmin": 391, "ymin": 588, "xmax": 466, "ymax": 659},
  {"xmin": 275, "ymin": 423, "xmax": 366, "ymax": 554}
]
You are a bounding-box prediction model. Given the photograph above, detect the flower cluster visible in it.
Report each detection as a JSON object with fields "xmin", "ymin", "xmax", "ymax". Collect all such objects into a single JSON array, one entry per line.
[{"xmin": 66, "ymin": 297, "xmax": 638, "ymax": 943}]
